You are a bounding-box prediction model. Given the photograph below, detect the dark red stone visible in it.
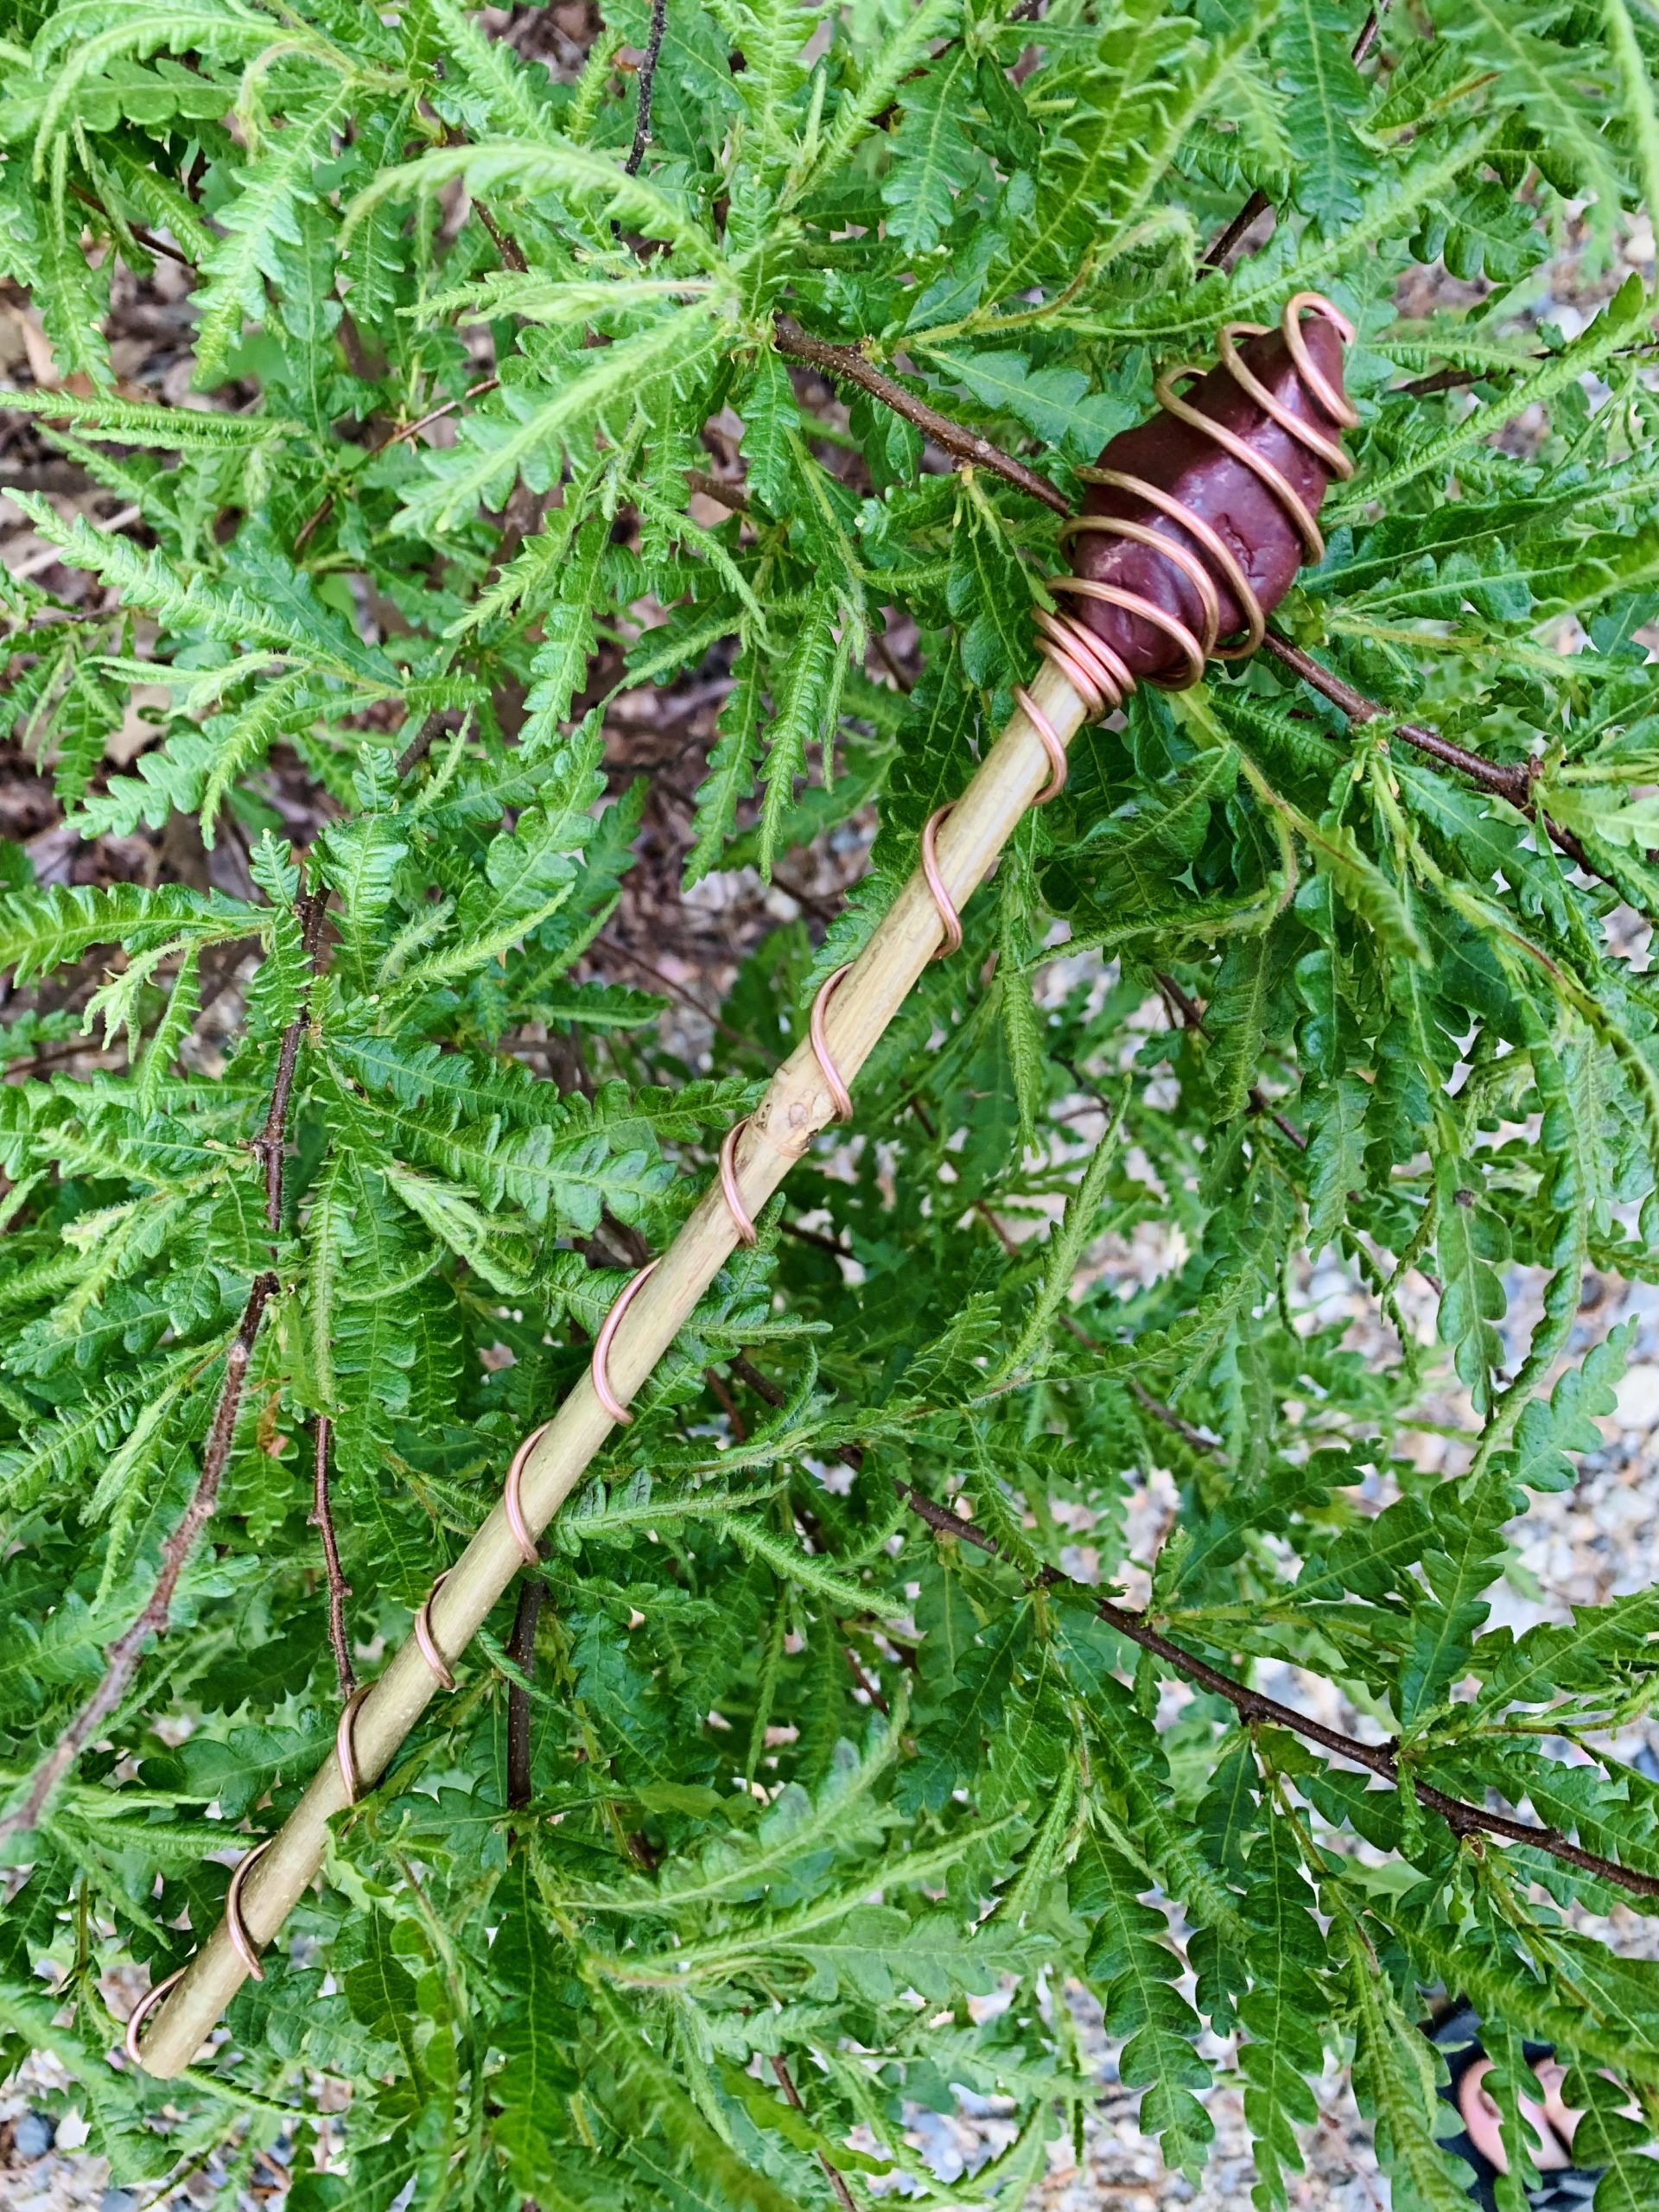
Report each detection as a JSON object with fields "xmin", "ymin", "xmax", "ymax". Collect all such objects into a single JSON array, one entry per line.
[{"xmin": 1070, "ymin": 315, "xmax": 1349, "ymax": 684}]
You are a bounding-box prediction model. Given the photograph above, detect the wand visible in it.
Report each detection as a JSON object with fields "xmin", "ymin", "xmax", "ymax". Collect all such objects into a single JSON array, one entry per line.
[{"xmin": 128, "ymin": 290, "xmax": 1356, "ymax": 2078}]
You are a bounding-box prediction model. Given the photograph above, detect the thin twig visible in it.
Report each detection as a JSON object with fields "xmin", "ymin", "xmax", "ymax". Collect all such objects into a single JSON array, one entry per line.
[
  {"xmin": 67, "ymin": 181, "xmax": 194, "ymax": 269},
  {"xmin": 311, "ymin": 1416, "xmax": 354, "ymax": 1699},
  {"xmin": 474, "ymin": 200, "xmax": 528, "ymax": 274},
  {"xmin": 625, "ymin": 0, "xmax": 669, "ymax": 175},
  {"xmin": 294, "ymin": 377, "xmax": 502, "ymax": 551},
  {"xmin": 1258, "ymin": 632, "xmax": 1594, "ymax": 873},
  {"xmin": 899, "ymin": 1485, "xmax": 1659, "ymax": 1904},
  {"xmin": 685, "ymin": 467, "xmax": 751, "ymax": 513},
  {"xmin": 1202, "ymin": 7, "xmax": 1387, "ymax": 267},
  {"xmin": 250, "ymin": 878, "xmax": 327, "ymax": 1232},
  {"xmin": 769, "ymin": 2055, "xmax": 860, "ymax": 2212},
  {"xmin": 1153, "ymin": 968, "xmax": 1307, "ymax": 1150},
  {"xmin": 772, "ymin": 314, "xmax": 1071, "ymax": 518},
  {"xmin": 0, "ymin": 1273, "xmax": 278, "ymax": 1841},
  {"xmin": 1200, "ymin": 189, "xmax": 1271, "ymax": 272},
  {"xmin": 506, "ymin": 1576, "xmax": 545, "ymax": 1812},
  {"xmin": 0, "ymin": 870, "xmax": 327, "ymax": 1841},
  {"xmin": 730, "ymin": 1353, "xmax": 786, "ymax": 1408}
]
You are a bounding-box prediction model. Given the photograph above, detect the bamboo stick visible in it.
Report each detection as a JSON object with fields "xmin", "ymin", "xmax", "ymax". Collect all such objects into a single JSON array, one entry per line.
[{"xmin": 135, "ymin": 655, "xmax": 1088, "ymax": 2078}]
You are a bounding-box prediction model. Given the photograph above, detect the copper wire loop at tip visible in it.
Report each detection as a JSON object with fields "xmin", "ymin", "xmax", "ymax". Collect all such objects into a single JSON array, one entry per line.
[
  {"xmin": 1039, "ymin": 291, "xmax": 1353, "ymax": 717},
  {"xmin": 809, "ymin": 966, "xmax": 855, "ymax": 1125},
  {"xmin": 591, "ymin": 1258, "xmax": 659, "ymax": 1426},
  {"xmin": 414, "ymin": 1571, "xmax": 457, "ymax": 1691},
  {"xmin": 225, "ymin": 1837, "xmax": 273, "ymax": 1982},
  {"xmin": 124, "ymin": 1966, "xmax": 185, "ymax": 2065},
  {"xmin": 718, "ymin": 1117, "xmax": 758, "ymax": 1246},
  {"xmin": 1011, "ymin": 688, "xmax": 1070, "ymax": 804},
  {"xmin": 504, "ymin": 1421, "xmax": 552, "ymax": 1566},
  {"xmin": 919, "ymin": 807, "xmax": 963, "ymax": 957},
  {"xmin": 335, "ymin": 1681, "xmax": 371, "ymax": 1806}
]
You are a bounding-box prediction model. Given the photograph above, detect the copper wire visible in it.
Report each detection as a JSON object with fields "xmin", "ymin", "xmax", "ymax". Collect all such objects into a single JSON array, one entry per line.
[
  {"xmin": 591, "ymin": 1259, "xmax": 659, "ymax": 1425},
  {"xmin": 919, "ymin": 807, "xmax": 963, "ymax": 957},
  {"xmin": 718, "ymin": 1117, "xmax": 758, "ymax": 1245},
  {"xmin": 335, "ymin": 1681, "xmax": 371, "ymax": 1805},
  {"xmin": 809, "ymin": 965, "xmax": 855, "ymax": 1123},
  {"xmin": 225, "ymin": 1838, "xmax": 272, "ymax": 1982},
  {"xmin": 1011, "ymin": 687, "xmax": 1070, "ymax": 804},
  {"xmin": 124, "ymin": 1967, "xmax": 185, "ymax": 2065},
  {"xmin": 414, "ymin": 1570, "xmax": 456, "ymax": 1691},
  {"xmin": 1039, "ymin": 292, "xmax": 1353, "ymax": 722},
  {"xmin": 504, "ymin": 1421, "xmax": 551, "ymax": 1566}
]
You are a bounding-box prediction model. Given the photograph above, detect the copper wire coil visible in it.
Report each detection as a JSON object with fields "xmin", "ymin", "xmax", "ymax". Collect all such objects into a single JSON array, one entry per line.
[
  {"xmin": 504, "ymin": 1421, "xmax": 552, "ymax": 1566},
  {"xmin": 225, "ymin": 1837, "xmax": 273, "ymax": 1982},
  {"xmin": 1011, "ymin": 686, "xmax": 1071, "ymax": 804},
  {"xmin": 335, "ymin": 1681, "xmax": 371, "ymax": 1805},
  {"xmin": 1039, "ymin": 291, "xmax": 1355, "ymax": 721},
  {"xmin": 719, "ymin": 1116, "xmax": 758, "ymax": 1245},
  {"xmin": 809, "ymin": 965, "xmax": 855, "ymax": 1123},
  {"xmin": 591, "ymin": 1258, "xmax": 659, "ymax": 1426},
  {"xmin": 124, "ymin": 1966, "xmax": 186, "ymax": 2065},
  {"xmin": 919, "ymin": 806, "xmax": 963, "ymax": 957},
  {"xmin": 413, "ymin": 1571, "xmax": 456, "ymax": 1691}
]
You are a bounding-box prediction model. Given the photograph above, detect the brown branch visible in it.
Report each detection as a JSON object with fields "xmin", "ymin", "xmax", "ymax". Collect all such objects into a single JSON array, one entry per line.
[
  {"xmin": 0, "ymin": 1272, "xmax": 278, "ymax": 1841},
  {"xmin": 772, "ymin": 314, "xmax": 1071, "ymax": 518},
  {"xmin": 0, "ymin": 867, "xmax": 328, "ymax": 1842},
  {"xmin": 1202, "ymin": 7, "xmax": 1387, "ymax": 267},
  {"xmin": 769, "ymin": 2056, "xmax": 860, "ymax": 2212},
  {"xmin": 294, "ymin": 377, "xmax": 501, "ymax": 552},
  {"xmin": 249, "ymin": 875, "xmax": 327, "ymax": 1233},
  {"xmin": 901, "ymin": 1485, "xmax": 1659, "ymax": 1904},
  {"xmin": 474, "ymin": 200, "xmax": 528, "ymax": 275},
  {"xmin": 1257, "ymin": 632, "xmax": 1595, "ymax": 874},
  {"xmin": 67, "ymin": 181, "xmax": 194, "ymax": 270},
  {"xmin": 730, "ymin": 1352, "xmax": 787, "ymax": 1409},
  {"xmin": 1152, "ymin": 969, "xmax": 1307, "ymax": 1150},
  {"xmin": 505, "ymin": 1575, "xmax": 545, "ymax": 1812},
  {"xmin": 625, "ymin": 0, "xmax": 669, "ymax": 175},
  {"xmin": 311, "ymin": 1416, "xmax": 354, "ymax": 1699},
  {"xmin": 703, "ymin": 1364, "xmax": 748, "ymax": 1440},
  {"xmin": 685, "ymin": 467, "xmax": 751, "ymax": 513},
  {"xmin": 1201, "ymin": 188, "xmax": 1271, "ymax": 271}
]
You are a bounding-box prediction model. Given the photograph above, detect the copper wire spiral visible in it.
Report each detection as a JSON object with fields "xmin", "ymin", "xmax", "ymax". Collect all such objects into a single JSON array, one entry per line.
[
  {"xmin": 414, "ymin": 1571, "xmax": 456, "ymax": 1690},
  {"xmin": 808, "ymin": 965, "xmax": 855, "ymax": 1123},
  {"xmin": 504, "ymin": 1421, "xmax": 552, "ymax": 1565},
  {"xmin": 1038, "ymin": 291, "xmax": 1357, "ymax": 717},
  {"xmin": 335, "ymin": 1681, "xmax": 371, "ymax": 1804},
  {"xmin": 225, "ymin": 1837, "xmax": 273, "ymax": 1981},
  {"xmin": 719, "ymin": 1116, "xmax": 759, "ymax": 1245},
  {"xmin": 919, "ymin": 807, "xmax": 964, "ymax": 957},
  {"xmin": 591, "ymin": 1259, "xmax": 659, "ymax": 1425},
  {"xmin": 124, "ymin": 1966, "xmax": 186, "ymax": 2064}
]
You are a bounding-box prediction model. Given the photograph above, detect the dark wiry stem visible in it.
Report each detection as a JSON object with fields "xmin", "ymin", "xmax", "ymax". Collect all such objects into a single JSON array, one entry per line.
[
  {"xmin": 0, "ymin": 1273, "xmax": 278, "ymax": 1840},
  {"xmin": 625, "ymin": 0, "xmax": 668, "ymax": 175},
  {"xmin": 506, "ymin": 1576, "xmax": 545, "ymax": 1811},
  {"xmin": 312, "ymin": 1416, "xmax": 354, "ymax": 1698},
  {"xmin": 1203, "ymin": 6, "xmax": 1388, "ymax": 266},
  {"xmin": 1258, "ymin": 632, "xmax": 1595, "ymax": 874},
  {"xmin": 250, "ymin": 875, "xmax": 327, "ymax": 1232},
  {"xmin": 772, "ymin": 314, "xmax": 1071, "ymax": 517},
  {"xmin": 899, "ymin": 1485, "xmax": 1659, "ymax": 1904},
  {"xmin": 769, "ymin": 2056, "xmax": 859, "ymax": 2212},
  {"xmin": 1, "ymin": 868, "xmax": 327, "ymax": 1841}
]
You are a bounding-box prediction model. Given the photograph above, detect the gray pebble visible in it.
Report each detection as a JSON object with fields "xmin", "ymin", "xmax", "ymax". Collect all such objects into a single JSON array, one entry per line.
[{"xmin": 12, "ymin": 2112, "xmax": 54, "ymax": 2159}]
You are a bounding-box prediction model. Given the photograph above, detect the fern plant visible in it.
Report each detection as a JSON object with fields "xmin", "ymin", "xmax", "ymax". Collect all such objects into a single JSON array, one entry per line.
[{"xmin": 3, "ymin": 0, "xmax": 1659, "ymax": 2203}]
